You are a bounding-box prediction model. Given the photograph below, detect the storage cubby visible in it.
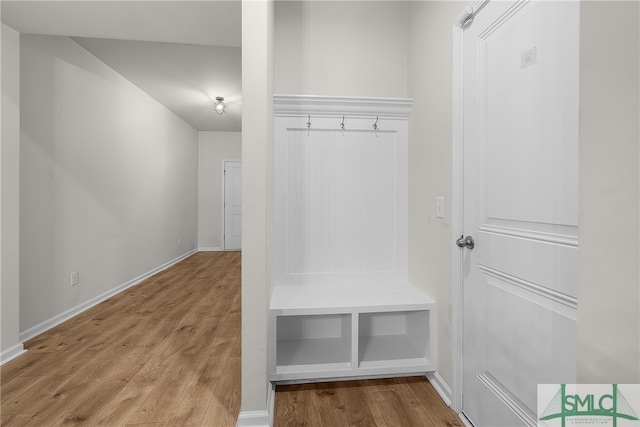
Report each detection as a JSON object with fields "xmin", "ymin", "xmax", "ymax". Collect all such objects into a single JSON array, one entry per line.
[
  {"xmin": 358, "ymin": 311, "xmax": 430, "ymax": 368},
  {"xmin": 275, "ymin": 314, "xmax": 352, "ymax": 375}
]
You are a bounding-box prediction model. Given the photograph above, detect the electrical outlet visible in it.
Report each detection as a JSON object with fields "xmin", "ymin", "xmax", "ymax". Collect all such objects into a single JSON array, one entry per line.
[
  {"xmin": 71, "ymin": 271, "xmax": 79, "ymax": 286},
  {"xmin": 178, "ymin": 238, "xmax": 182, "ymax": 246}
]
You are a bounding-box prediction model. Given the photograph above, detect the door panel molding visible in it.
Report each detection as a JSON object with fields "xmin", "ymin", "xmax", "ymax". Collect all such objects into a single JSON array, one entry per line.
[
  {"xmin": 476, "ymin": 0, "xmax": 580, "ymax": 234},
  {"xmin": 479, "ymin": 222, "xmax": 577, "ymax": 247},
  {"xmin": 477, "ymin": 273, "xmax": 577, "ymax": 407},
  {"xmin": 477, "ymin": 372, "xmax": 536, "ymax": 427},
  {"xmin": 477, "ymin": 0, "xmax": 529, "ymax": 40},
  {"xmin": 478, "ymin": 265, "xmax": 577, "ymax": 314}
]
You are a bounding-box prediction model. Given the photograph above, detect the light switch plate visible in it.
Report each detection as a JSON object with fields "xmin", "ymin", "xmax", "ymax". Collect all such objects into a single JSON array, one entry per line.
[{"xmin": 436, "ymin": 197, "xmax": 445, "ymax": 218}]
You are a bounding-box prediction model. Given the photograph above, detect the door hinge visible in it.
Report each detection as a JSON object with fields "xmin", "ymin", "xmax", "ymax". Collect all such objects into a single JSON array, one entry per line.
[
  {"xmin": 456, "ymin": 5, "xmax": 475, "ymax": 29},
  {"xmin": 457, "ymin": 1, "xmax": 489, "ymax": 29}
]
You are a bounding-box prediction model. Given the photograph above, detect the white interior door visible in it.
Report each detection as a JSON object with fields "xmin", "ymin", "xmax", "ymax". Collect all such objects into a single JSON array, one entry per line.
[
  {"xmin": 460, "ymin": 1, "xmax": 579, "ymax": 425},
  {"xmin": 224, "ymin": 160, "xmax": 242, "ymax": 250}
]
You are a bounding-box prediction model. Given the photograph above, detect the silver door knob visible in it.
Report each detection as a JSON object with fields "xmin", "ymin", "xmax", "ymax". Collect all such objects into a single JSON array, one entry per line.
[{"xmin": 456, "ymin": 235, "xmax": 475, "ymax": 250}]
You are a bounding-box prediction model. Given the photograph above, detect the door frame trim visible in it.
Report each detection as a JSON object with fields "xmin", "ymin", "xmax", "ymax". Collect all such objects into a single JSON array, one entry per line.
[
  {"xmin": 222, "ymin": 159, "xmax": 242, "ymax": 251},
  {"xmin": 451, "ymin": 0, "xmax": 490, "ymax": 415}
]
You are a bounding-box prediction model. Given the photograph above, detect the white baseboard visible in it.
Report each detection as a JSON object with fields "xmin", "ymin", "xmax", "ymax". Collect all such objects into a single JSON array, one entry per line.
[
  {"xmin": 427, "ymin": 372, "xmax": 470, "ymax": 425},
  {"xmin": 236, "ymin": 383, "xmax": 275, "ymax": 427},
  {"xmin": 236, "ymin": 410, "xmax": 271, "ymax": 427},
  {"xmin": 0, "ymin": 343, "xmax": 27, "ymax": 365},
  {"xmin": 19, "ymin": 249, "xmax": 198, "ymax": 343},
  {"xmin": 459, "ymin": 412, "xmax": 475, "ymax": 427},
  {"xmin": 426, "ymin": 371, "xmax": 453, "ymax": 408},
  {"xmin": 268, "ymin": 382, "xmax": 275, "ymax": 426},
  {"xmin": 198, "ymin": 246, "xmax": 222, "ymax": 252}
]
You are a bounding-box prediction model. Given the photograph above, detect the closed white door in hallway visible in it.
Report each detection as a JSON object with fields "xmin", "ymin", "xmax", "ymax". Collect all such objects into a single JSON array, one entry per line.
[{"xmin": 224, "ymin": 160, "xmax": 242, "ymax": 250}]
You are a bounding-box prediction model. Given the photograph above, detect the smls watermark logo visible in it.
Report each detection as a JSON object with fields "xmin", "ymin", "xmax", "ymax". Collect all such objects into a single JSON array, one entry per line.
[{"xmin": 538, "ymin": 384, "xmax": 640, "ymax": 427}]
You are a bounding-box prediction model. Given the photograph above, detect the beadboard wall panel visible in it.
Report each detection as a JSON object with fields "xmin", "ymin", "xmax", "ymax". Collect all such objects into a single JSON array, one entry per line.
[{"xmin": 274, "ymin": 96, "xmax": 411, "ymax": 287}]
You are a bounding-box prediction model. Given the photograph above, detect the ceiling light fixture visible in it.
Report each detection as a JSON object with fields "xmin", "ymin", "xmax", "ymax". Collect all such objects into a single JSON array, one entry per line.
[{"xmin": 213, "ymin": 96, "xmax": 226, "ymax": 115}]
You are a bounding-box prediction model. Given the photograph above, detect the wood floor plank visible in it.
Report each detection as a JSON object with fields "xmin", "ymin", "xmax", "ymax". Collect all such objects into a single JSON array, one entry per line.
[
  {"xmin": 125, "ymin": 423, "xmax": 163, "ymax": 427},
  {"xmin": 23, "ymin": 331, "xmax": 70, "ymax": 353},
  {"xmin": 274, "ymin": 384, "xmax": 313, "ymax": 426},
  {"xmin": 200, "ymin": 356, "xmax": 240, "ymax": 427},
  {"xmin": 339, "ymin": 380, "xmax": 378, "ymax": 427},
  {"xmin": 378, "ymin": 383, "xmax": 423, "ymax": 426},
  {"xmin": 162, "ymin": 337, "xmax": 237, "ymax": 426},
  {"xmin": 1, "ymin": 413, "xmax": 35, "ymax": 426},
  {"xmin": 88, "ymin": 386, "xmax": 155, "ymax": 427},
  {"xmin": 125, "ymin": 349, "xmax": 172, "ymax": 388},
  {"xmin": 400, "ymin": 377, "xmax": 464, "ymax": 427},
  {"xmin": 12, "ymin": 353, "xmax": 139, "ymax": 426},
  {"xmin": 53, "ymin": 354, "xmax": 154, "ymax": 426},
  {"xmin": 1, "ymin": 350, "xmax": 81, "ymax": 379},
  {"xmin": 0, "ymin": 375, "xmax": 47, "ymax": 412},
  {"xmin": 125, "ymin": 297, "xmax": 235, "ymax": 426},
  {"xmin": 1, "ymin": 375, "xmax": 69, "ymax": 416},
  {"xmin": 307, "ymin": 383, "xmax": 350, "ymax": 427},
  {"xmin": 126, "ymin": 356, "xmax": 197, "ymax": 423}
]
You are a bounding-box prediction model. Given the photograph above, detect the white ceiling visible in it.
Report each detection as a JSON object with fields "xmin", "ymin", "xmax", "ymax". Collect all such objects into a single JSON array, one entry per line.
[
  {"xmin": 73, "ymin": 37, "xmax": 241, "ymax": 131},
  {"xmin": 1, "ymin": 1, "xmax": 242, "ymax": 132}
]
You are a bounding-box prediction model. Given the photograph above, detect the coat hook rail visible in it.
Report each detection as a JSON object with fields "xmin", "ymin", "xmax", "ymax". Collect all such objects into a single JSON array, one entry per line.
[{"xmin": 298, "ymin": 114, "xmax": 389, "ymax": 132}]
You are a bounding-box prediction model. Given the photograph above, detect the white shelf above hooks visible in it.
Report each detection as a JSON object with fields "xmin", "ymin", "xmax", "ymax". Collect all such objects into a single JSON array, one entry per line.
[{"xmin": 273, "ymin": 94, "xmax": 413, "ymax": 119}]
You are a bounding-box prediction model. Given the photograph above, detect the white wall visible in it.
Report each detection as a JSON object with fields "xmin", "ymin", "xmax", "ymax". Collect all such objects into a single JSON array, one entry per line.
[
  {"xmin": 198, "ymin": 131, "xmax": 241, "ymax": 250},
  {"xmin": 20, "ymin": 34, "xmax": 198, "ymax": 333},
  {"xmin": 407, "ymin": 0, "xmax": 461, "ymax": 390},
  {"xmin": 577, "ymin": 1, "xmax": 640, "ymax": 383},
  {"xmin": 274, "ymin": 1, "xmax": 408, "ymax": 98},
  {"xmin": 239, "ymin": 0, "xmax": 274, "ymax": 421},
  {"xmin": 1, "ymin": 22, "xmax": 21, "ymax": 356}
]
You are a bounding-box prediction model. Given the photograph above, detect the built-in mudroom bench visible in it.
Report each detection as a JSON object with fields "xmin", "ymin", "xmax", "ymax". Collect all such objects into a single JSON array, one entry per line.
[
  {"xmin": 270, "ymin": 95, "xmax": 436, "ymax": 383},
  {"xmin": 270, "ymin": 284, "xmax": 435, "ymax": 381}
]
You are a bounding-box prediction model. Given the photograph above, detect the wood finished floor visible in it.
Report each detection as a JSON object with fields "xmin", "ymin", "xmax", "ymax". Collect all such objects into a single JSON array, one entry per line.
[
  {"xmin": 275, "ymin": 378, "xmax": 463, "ymax": 427},
  {"xmin": 1, "ymin": 252, "xmax": 241, "ymax": 427},
  {"xmin": 1, "ymin": 251, "xmax": 461, "ymax": 426}
]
